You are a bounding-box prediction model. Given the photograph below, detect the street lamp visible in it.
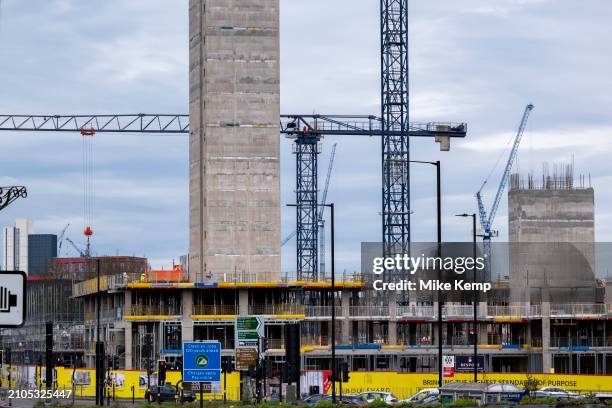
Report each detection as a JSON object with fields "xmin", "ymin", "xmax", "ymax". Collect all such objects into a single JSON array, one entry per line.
[
  {"xmin": 409, "ymin": 160, "xmax": 443, "ymax": 387},
  {"xmin": 455, "ymin": 213, "xmax": 478, "ymax": 382},
  {"xmin": 287, "ymin": 203, "xmax": 336, "ymax": 402}
]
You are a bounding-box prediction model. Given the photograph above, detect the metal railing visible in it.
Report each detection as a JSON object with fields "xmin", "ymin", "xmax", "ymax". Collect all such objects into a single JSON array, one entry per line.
[
  {"xmin": 84, "ymin": 309, "xmax": 121, "ymax": 322},
  {"xmin": 550, "ymin": 337, "xmax": 612, "ymax": 348},
  {"xmin": 349, "ymin": 305, "xmax": 390, "ymax": 317},
  {"xmin": 550, "ymin": 303, "xmax": 607, "ymax": 317},
  {"xmin": 443, "ymin": 304, "xmax": 481, "ymax": 319},
  {"xmin": 248, "ymin": 304, "xmax": 305, "ymax": 315},
  {"xmin": 127, "ymin": 305, "xmax": 181, "ymax": 316},
  {"xmin": 305, "ymin": 305, "xmax": 343, "ymax": 318},
  {"xmin": 192, "ymin": 305, "xmax": 237, "ymax": 315},
  {"xmin": 397, "ymin": 305, "xmax": 435, "ymax": 318}
]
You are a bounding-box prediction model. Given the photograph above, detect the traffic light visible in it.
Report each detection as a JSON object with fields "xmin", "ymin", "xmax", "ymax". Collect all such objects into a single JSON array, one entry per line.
[
  {"xmin": 261, "ymin": 337, "xmax": 268, "ymax": 352},
  {"xmin": 341, "ymin": 361, "xmax": 350, "ymax": 383},
  {"xmin": 222, "ymin": 357, "xmax": 233, "ymax": 374},
  {"xmin": 158, "ymin": 360, "xmax": 167, "ymax": 385},
  {"xmin": 264, "ymin": 360, "xmax": 273, "ymax": 378}
]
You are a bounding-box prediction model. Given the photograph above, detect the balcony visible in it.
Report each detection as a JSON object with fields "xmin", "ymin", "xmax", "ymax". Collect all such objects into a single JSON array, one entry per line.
[
  {"xmin": 550, "ymin": 303, "xmax": 607, "ymax": 318},
  {"xmin": 487, "ymin": 305, "xmax": 539, "ymax": 319},
  {"xmin": 84, "ymin": 308, "xmax": 121, "ymax": 322},
  {"xmin": 127, "ymin": 305, "xmax": 181, "ymax": 316},
  {"xmin": 305, "ymin": 306, "xmax": 343, "ymax": 319},
  {"xmin": 397, "ymin": 305, "xmax": 435, "ymax": 319},
  {"xmin": 349, "ymin": 305, "xmax": 389, "ymax": 318},
  {"xmin": 443, "ymin": 304, "xmax": 481, "ymax": 320},
  {"xmin": 550, "ymin": 337, "xmax": 612, "ymax": 348},
  {"xmin": 248, "ymin": 304, "xmax": 305, "ymax": 315},
  {"xmin": 192, "ymin": 305, "xmax": 237, "ymax": 316}
]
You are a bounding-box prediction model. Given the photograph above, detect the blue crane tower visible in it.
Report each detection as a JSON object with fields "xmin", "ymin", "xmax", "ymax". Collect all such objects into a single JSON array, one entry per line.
[{"xmin": 476, "ymin": 103, "xmax": 534, "ymax": 281}]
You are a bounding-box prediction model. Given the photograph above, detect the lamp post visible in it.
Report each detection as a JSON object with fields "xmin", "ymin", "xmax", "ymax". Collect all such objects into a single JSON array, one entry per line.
[
  {"xmin": 288, "ymin": 203, "xmax": 335, "ymax": 402},
  {"xmin": 409, "ymin": 160, "xmax": 443, "ymax": 387},
  {"xmin": 455, "ymin": 213, "xmax": 478, "ymax": 382}
]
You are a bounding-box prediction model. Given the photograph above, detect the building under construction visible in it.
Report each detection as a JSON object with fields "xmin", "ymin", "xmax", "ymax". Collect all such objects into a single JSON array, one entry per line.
[
  {"xmin": 0, "ymin": 256, "xmax": 147, "ymax": 368},
  {"xmin": 2, "ymin": 1, "xmax": 612, "ymax": 398}
]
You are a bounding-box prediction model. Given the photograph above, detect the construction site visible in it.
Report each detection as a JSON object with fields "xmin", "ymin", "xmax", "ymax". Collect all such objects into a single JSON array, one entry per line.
[{"xmin": 1, "ymin": 0, "xmax": 612, "ymax": 402}]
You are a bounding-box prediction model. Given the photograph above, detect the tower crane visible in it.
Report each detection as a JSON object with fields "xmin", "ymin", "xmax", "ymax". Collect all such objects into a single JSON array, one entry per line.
[
  {"xmin": 57, "ymin": 223, "xmax": 70, "ymax": 255},
  {"xmin": 0, "ymin": 186, "xmax": 27, "ymax": 212},
  {"xmin": 476, "ymin": 103, "xmax": 534, "ymax": 279},
  {"xmin": 281, "ymin": 143, "xmax": 337, "ymax": 279},
  {"xmin": 317, "ymin": 143, "xmax": 337, "ymax": 279}
]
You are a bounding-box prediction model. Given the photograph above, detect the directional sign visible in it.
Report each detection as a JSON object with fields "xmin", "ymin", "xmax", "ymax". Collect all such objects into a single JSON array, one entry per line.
[
  {"xmin": 235, "ymin": 348, "xmax": 258, "ymax": 370},
  {"xmin": 182, "ymin": 341, "xmax": 221, "ymax": 382},
  {"xmin": 0, "ymin": 271, "xmax": 26, "ymax": 328},
  {"xmin": 235, "ymin": 316, "xmax": 264, "ymax": 347},
  {"xmin": 235, "ymin": 316, "xmax": 264, "ymax": 371}
]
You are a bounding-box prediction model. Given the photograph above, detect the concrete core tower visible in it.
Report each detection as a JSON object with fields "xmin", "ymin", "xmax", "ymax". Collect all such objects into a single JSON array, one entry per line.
[{"xmin": 188, "ymin": 0, "xmax": 281, "ymax": 282}]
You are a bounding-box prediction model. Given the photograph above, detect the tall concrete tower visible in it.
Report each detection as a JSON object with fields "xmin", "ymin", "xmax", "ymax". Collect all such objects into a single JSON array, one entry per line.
[
  {"xmin": 508, "ymin": 174, "xmax": 596, "ymax": 303},
  {"xmin": 188, "ymin": 0, "xmax": 281, "ymax": 282}
]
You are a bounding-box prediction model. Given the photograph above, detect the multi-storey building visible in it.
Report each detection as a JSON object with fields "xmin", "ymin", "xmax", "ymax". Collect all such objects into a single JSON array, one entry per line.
[
  {"xmin": 2, "ymin": 218, "xmax": 33, "ymax": 273},
  {"xmin": 72, "ymin": 269, "xmax": 612, "ymax": 376},
  {"xmin": 0, "ymin": 256, "xmax": 147, "ymax": 368}
]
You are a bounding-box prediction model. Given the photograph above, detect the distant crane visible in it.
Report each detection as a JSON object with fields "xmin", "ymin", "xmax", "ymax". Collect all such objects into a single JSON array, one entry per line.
[
  {"xmin": 281, "ymin": 143, "xmax": 337, "ymax": 279},
  {"xmin": 476, "ymin": 103, "xmax": 534, "ymax": 279},
  {"xmin": 65, "ymin": 237, "xmax": 87, "ymax": 257},
  {"xmin": 57, "ymin": 223, "xmax": 70, "ymax": 255},
  {"xmin": 281, "ymin": 230, "xmax": 296, "ymax": 247}
]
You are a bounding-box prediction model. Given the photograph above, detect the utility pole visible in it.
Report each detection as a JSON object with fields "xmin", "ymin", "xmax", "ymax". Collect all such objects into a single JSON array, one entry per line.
[
  {"xmin": 455, "ymin": 213, "xmax": 478, "ymax": 382},
  {"xmin": 409, "ymin": 160, "xmax": 442, "ymax": 387}
]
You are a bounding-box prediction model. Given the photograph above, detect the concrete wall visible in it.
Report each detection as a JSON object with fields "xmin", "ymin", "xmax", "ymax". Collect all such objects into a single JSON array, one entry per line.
[
  {"xmin": 188, "ymin": 0, "xmax": 281, "ymax": 282},
  {"xmin": 508, "ymin": 187, "xmax": 596, "ymax": 303}
]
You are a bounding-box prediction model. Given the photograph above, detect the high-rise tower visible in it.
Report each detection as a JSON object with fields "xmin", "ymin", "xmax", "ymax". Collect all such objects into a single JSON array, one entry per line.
[{"xmin": 188, "ymin": 0, "xmax": 281, "ymax": 282}]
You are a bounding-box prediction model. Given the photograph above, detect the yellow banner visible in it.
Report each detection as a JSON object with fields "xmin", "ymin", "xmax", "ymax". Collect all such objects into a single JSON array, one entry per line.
[
  {"xmin": 334, "ymin": 372, "xmax": 612, "ymax": 399},
  {"xmin": 1, "ymin": 366, "xmax": 240, "ymax": 401}
]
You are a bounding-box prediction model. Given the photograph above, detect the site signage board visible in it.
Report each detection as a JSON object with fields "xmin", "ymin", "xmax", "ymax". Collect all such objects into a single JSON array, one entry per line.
[
  {"xmin": 442, "ymin": 355, "xmax": 455, "ymax": 377},
  {"xmin": 182, "ymin": 341, "xmax": 221, "ymax": 382},
  {"xmin": 455, "ymin": 355, "xmax": 485, "ymax": 372},
  {"xmin": 235, "ymin": 316, "xmax": 264, "ymax": 370}
]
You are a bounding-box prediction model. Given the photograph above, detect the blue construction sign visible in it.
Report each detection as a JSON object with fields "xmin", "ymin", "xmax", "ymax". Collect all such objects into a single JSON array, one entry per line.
[{"xmin": 182, "ymin": 341, "xmax": 221, "ymax": 382}]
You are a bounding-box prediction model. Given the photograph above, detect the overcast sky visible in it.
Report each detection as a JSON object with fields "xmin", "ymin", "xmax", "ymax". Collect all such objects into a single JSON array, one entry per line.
[{"xmin": 1, "ymin": 1, "xmax": 611, "ymax": 274}]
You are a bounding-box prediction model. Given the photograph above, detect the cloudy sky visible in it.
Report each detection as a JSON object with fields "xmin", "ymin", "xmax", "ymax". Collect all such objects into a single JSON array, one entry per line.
[{"xmin": 1, "ymin": 0, "xmax": 611, "ymax": 274}]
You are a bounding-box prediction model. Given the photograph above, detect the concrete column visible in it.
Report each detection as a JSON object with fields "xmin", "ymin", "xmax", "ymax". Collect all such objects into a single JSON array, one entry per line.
[
  {"xmin": 340, "ymin": 290, "xmax": 350, "ymax": 344},
  {"xmin": 183, "ymin": 290, "xmax": 194, "ymax": 342},
  {"xmin": 388, "ymin": 295, "xmax": 398, "ymax": 345},
  {"xmin": 478, "ymin": 302, "xmax": 488, "ymax": 345},
  {"xmin": 124, "ymin": 322, "xmax": 133, "ymax": 370},
  {"xmin": 123, "ymin": 290, "xmax": 133, "ymax": 369},
  {"xmin": 239, "ymin": 289, "xmax": 249, "ymax": 315},
  {"xmin": 541, "ymin": 302, "xmax": 552, "ymax": 372}
]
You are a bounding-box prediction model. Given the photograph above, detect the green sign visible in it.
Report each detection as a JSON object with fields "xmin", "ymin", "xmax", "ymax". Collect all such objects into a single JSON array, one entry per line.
[{"xmin": 236, "ymin": 316, "xmax": 262, "ymax": 331}]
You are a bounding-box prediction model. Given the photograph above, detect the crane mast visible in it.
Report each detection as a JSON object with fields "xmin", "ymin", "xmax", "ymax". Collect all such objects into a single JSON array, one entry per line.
[
  {"xmin": 318, "ymin": 143, "xmax": 337, "ymax": 279},
  {"xmin": 477, "ymin": 103, "xmax": 534, "ymax": 280}
]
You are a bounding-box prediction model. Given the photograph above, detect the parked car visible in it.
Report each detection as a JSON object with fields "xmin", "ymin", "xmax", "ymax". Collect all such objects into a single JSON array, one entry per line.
[
  {"xmin": 358, "ymin": 391, "xmax": 399, "ymax": 404},
  {"xmin": 343, "ymin": 394, "xmax": 369, "ymax": 406},
  {"xmin": 400, "ymin": 388, "xmax": 439, "ymax": 404},
  {"xmin": 145, "ymin": 384, "xmax": 196, "ymax": 403},
  {"xmin": 303, "ymin": 394, "xmax": 367, "ymax": 406},
  {"xmin": 303, "ymin": 394, "xmax": 328, "ymax": 406},
  {"xmin": 535, "ymin": 387, "xmax": 581, "ymax": 400}
]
